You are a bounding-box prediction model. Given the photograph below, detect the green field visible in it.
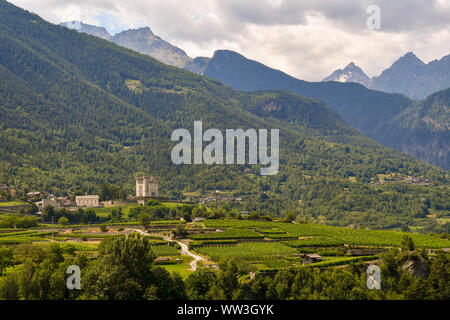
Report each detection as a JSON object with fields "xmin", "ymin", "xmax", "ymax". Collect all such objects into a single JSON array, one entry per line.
[
  {"xmin": 92, "ymin": 204, "xmax": 138, "ymax": 218},
  {"xmin": 151, "ymin": 244, "xmax": 181, "ymax": 257},
  {"xmin": 0, "ymin": 201, "xmax": 26, "ymax": 207},
  {"xmin": 159, "ymin": 256, "xmax": 194, "ymax": 279}
]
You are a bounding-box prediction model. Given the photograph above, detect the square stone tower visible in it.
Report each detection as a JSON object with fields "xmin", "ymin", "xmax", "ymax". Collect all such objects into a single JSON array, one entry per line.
[{"xmin": 136, "ymin": 176, "xmax": 159, "ymax": 198}]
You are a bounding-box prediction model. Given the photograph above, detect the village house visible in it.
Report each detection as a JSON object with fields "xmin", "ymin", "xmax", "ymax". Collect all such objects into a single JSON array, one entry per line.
[
  {"xmin": 26, "ymin": 191, "xmax": 43, "ymax": 199},
  {"xmin": 57, "ymin": 196, "xmax": 71, "ymax": 205},
  {"xmin": 75, "ymin": 195, "xmax": 100, "ymax": 208},
  {"xmin": 301, "ymin": 254, "xmax": 323, "ymax": 265}
]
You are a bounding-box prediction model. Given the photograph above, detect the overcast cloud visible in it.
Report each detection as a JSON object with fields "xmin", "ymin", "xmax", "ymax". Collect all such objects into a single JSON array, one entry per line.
[{"xmin": 9, "ymin": 0, "xmax": 450, "ymax": 81}]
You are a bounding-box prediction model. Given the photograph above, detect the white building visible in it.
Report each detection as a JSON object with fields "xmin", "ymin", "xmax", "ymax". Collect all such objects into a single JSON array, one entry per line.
[
  {"xmin": 75, "ymin": 195, "xmax": 100, "ymax": 207},
  {"xmin": 136, "ymin": 176, "xmax": 158, "ymax": 198}
]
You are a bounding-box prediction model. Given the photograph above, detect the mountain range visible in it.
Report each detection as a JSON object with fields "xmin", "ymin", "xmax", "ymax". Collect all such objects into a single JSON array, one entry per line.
[
  {"xmin": 61, "ymin": 21, "xmax": 450, "ymax": 101},
  {"xmin": 60, "ymin": 21, "xmax": 449, "ymax": 169},
  {"xmin": 0, "ymin": 0, "xmax": 448, "ymax": 229},
  {"xmin": 201, "ymin": 50, "xmax": 450, "ymax": 169},
  {"xmin": 323, "ymin": 52, "xmax": 450, "ymax": 100}
]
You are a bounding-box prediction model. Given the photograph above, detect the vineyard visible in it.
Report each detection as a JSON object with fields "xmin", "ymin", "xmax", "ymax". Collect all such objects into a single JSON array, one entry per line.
[
  {"xmin": 0, "ymin": 217, "xmax": 448, "ymax": 277},
  {"xmin": 195, "ymin": 242, "xmax": 298, "ymax": 261},
  {"xmin": 150, "ymin": 244, "xmax": 181, "ymax": 257},
  {"xmin": 190, "ymin": 228, "xmax": 264, "ymax": 240},
  {"xmin": 203, "ymin": 219, "xmax": 449, "ymax": 248},
  {"xmin": 282, "ymin": 237, "xmax": 344, "ymax": 247}
]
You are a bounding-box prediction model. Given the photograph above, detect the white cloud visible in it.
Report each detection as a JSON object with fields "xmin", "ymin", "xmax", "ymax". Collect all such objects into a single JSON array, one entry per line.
[{"xmin": 9, "ymin": 0, "xmax": 450, "ymax": 81}]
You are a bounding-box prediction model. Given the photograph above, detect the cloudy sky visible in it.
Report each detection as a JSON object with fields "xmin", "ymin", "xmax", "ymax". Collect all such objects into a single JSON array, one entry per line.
[{"xmin": 9, "ymin": 0, "xmax": 450, "ymax": 81}]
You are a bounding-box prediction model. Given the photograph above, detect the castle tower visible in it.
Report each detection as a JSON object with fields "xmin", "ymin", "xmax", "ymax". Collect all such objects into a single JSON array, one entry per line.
[{"xmin": 136, "ymin": 176, "xmax": 159, "ymax": 198}]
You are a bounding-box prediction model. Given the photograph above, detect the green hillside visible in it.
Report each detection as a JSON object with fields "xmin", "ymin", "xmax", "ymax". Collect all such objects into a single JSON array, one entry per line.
[{"xmin": 0, "ymin": 0, "xmax": 448, "ymax": 230}]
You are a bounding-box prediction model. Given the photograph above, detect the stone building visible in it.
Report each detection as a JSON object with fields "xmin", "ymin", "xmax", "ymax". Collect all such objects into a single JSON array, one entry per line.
[
  {"xmin": 136, "ymin": 176, "xmax": 159, "ymax": 198},
  {"xmin": 75, "ymin": 195, "xmax": 100, "ymax": 207},
  {"xmin": 301, "ymin": 254, "xmax": 323, "ymax": 265}
]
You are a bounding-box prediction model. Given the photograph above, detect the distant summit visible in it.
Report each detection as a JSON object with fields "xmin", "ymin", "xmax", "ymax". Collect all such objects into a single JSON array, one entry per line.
[
  {"xmin": 323, "ymin": 52, "xmax": 450, "ymax": 99},
  {"xmin": 61, "ymin": 21, "xmax": 194, "ymax": 69},
  {"xmin": 323, "ymin": 62, "xmax": 371, "ymax": 87},
  {"xmin": 60, "ymin": 21, "xmax": 111, "ymax": 40},
  {"xmin": 110, "ymin": 27, "xmax": 192, "ymax": 68},
  {"xmin": 369, "ymin": 52, "xmax": 449, "ymax": 99}
]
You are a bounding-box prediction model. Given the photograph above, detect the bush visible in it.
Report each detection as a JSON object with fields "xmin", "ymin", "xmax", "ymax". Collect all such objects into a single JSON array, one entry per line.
[
  {"xmin": 58, "ymin": 217, "xmax": 69, "ymax": 226},
  {"xmin": 146, "ymin": 200, "xmax": 162, "ymax": 207}
]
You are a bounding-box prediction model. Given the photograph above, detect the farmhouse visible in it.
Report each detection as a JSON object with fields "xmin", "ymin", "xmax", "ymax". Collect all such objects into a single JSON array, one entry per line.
[
  {"xmin": 301, "ymin": 254, "xmax": 323, "ymax": 265},
  {"xmin": 75, "ymin": 195, "xmax": 100, "ymax": 208}
]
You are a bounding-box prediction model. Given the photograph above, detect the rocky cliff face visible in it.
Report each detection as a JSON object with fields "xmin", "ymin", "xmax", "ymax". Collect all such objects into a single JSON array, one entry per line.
[
  {"xmin": 60, "ymin": 21, "xmax": 111, "ymax": 40},
  {"xmin": 110, "ymin": 27, "xmax": 192, "ymax": 68},
  {"xmin": 61, "ymin": 22, "xmax": 193, "ymax": 69}
]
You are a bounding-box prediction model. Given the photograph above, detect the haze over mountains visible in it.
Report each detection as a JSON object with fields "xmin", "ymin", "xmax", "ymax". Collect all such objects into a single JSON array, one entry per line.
[{"xmin": 323, "ymin": 52, "xmax": 450, "ymax": 100}]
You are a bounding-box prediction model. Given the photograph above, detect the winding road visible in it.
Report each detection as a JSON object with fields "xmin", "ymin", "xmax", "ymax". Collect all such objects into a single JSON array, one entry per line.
[{"xmin": 132, "ymin": 228, "xmax": 204, "ymax": 271}]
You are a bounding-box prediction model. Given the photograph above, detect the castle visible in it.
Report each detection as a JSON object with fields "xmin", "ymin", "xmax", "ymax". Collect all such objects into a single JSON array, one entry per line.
[{"xmin": 135, "ymin": 176, "xmax": 159, "ymax": 198}]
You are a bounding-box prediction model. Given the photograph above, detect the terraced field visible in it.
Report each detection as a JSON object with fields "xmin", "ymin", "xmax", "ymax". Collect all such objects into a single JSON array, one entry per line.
[
  {"xmin": 203, "ymin": 220, "xmax": 449, "ymax": 248},
  {"xmin": 190, "ymin": 228, "xmax": 264, "ymax": 240},
  {"xmin": 195, "ymin": 242, "xmax": 298, "ymax": 261},
  {"xmin": 282, "ymin": 237, "xmax": 344, "ymax": 248}
]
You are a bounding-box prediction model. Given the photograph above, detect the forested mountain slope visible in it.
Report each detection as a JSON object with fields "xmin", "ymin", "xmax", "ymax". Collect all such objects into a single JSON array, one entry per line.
[
  {"xmin": 375, "ymin": 89, "xmax": 450, "ymax": 169},
  {"xmin": 0, "ymin": 0, "xmax": 448, "ymax": 229}
]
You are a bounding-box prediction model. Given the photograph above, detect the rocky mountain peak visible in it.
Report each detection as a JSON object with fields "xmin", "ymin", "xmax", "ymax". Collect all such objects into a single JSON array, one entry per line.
[{"xmin": 322, "ymin": 62, "xmax": 370, "ymax": 87}]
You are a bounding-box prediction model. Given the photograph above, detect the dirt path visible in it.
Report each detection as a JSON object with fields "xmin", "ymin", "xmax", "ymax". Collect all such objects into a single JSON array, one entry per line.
[{"xmin": 132, "ymin": 229, "xmax": 204, "ymax": 271}]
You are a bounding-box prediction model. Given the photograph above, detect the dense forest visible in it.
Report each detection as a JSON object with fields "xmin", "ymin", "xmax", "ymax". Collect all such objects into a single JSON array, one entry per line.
[{"xmin": 0, "ymin": 0, "xmax": 448, "ymax": 230}]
